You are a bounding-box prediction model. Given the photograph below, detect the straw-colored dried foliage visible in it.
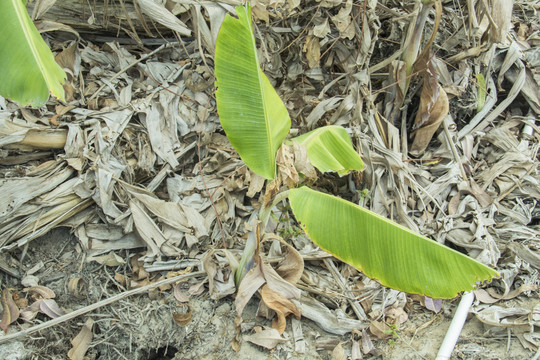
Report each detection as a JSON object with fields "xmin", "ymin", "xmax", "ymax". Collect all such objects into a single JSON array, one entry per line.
[{"xmin": 0, "ymin": 0, "xmax": 538, "ymax": 359}]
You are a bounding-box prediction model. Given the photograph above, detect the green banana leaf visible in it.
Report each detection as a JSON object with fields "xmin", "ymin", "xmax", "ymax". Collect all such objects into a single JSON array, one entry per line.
[
  {"xmin": 289, "ymin": 187, "xmax": 498, "ymax": 298},
  {"xmin": 215, "ymin": 4, "xmax": 290, "ymax": 179},
  {"xmin": 0, "ymin": 0, "xmax": 66, "ymax": 106},
  {"xmin": 290, "ymin": 125, "xmax": 364, "ymax": 176}
]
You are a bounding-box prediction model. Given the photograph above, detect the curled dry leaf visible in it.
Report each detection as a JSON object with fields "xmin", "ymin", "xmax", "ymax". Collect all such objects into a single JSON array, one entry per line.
[
  {"xmin": 23, "ymin": 285, "xmax": 55, "ymax": 299},
  {"xmin": 68, "ymin": 317, "xmax": 94, "ymax": 360},
  {"xmin": 410, "ymin": 60, "xmax": 449, "ymax": 156},
  {"xmin": 474, "ymin": 284, "xmax": 538, "ymax": 304},
  {"xmin": 68, "ymin": 278, "xmax": 88, "ymax": 300},
  {"xmin": 172, "ymin": 304, "xmax": 192, "ymax": 326},
  {"xmin": 0, "ymin": 289, "xmax": 20, "ymax": 333},
  {"xmin": 244, "ymin": 326, "xmax": 288, "ymax": 350},
  {"xmin": 246, "ymin": 171, "xmax": 266, "ymax": 198},
  {"xmin": 173, "ymin": 283, "xmax": 190, "ymax": 303},
  {"xmin": 266, "ymin": 234, "xmax": 305, "ymax": 285}
]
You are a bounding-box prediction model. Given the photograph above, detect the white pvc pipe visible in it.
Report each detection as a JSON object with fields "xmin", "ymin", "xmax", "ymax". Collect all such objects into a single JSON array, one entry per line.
[{"xmin": 435, "ymin": 291, "xmax": 475, "ymax": 360}]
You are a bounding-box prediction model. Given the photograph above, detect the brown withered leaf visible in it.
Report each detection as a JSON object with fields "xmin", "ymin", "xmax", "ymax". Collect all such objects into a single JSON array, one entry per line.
[
  {"xmin": 87, "ymin": 251, "xmax": 125, "ymax": 267},
  {"xmin": 0, "ymin": 289, "xmax": 20, "ymax": 333},
  {"xmin": 260, "ymin": 285, "xmax": 301, "ymax": 334},
  {"xmin": 261, "ymin": 262, "xmax": 301, "ymax": 300},
  {"xmin": 172, "ymin": 305, "xmax": 192, "ymax": 326},
  {"xmin": 410, "ymin": 61, "xmax": 449, "ymax": 156},
  {"xmin": 369, "ymin": 320, "xmax": 391, "ymax": 339},
  {"xmin": 68, "ymin": 317, "xmax": 94, "ymax": 360},
  {"xmin": 131, "ymin": 253, "xmax": 150, "ymax": 281}
]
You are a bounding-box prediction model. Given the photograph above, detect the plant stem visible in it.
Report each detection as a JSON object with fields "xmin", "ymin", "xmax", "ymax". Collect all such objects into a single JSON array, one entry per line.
[
  {"xmin": 234, "ymin": 190, "xmax": 291, "ymax": 286},
  {"xmin": 234, "ymin": 226, "xmax": 259, "ymax": 285},
  {"xmin": 259, "ymin": 190, "xmax": 290, "ymax": 231}
]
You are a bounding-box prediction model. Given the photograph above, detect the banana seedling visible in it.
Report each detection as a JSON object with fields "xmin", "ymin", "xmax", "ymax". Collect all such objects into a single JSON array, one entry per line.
[{"xmin": 215, "ymin": 3, "xmax": 498, "ymax": 299}]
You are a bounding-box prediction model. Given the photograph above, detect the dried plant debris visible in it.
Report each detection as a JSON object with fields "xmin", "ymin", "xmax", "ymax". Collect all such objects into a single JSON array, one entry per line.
[{"xmin": 0, "ymin": 0, "xmax": 539, "ymax": 358}]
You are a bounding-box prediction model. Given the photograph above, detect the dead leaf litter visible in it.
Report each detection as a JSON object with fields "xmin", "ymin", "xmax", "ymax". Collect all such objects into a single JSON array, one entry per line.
[{"xmin": 0, "ymin": 0, "xmax": 538, "ymax": 359}]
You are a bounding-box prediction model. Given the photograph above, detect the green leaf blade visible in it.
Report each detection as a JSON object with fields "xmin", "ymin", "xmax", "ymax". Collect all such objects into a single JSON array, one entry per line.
[
  {"xmin": 289, "ymin": 187, "xmax": 498, "ymax": 298},
  {"xmin": 291, "ymin": 125, "xmax": 364, "ymax": 176},
  {"xmin": 0, "ymin": 0, "xmax": 66, "ymax": 106},
  {"xmin": 215, "ymin": 5, "xmax": 290, "ymax": 179}
]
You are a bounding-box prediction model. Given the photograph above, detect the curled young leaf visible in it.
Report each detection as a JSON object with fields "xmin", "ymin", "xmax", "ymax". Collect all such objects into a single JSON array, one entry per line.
[{"xmin": 215, "ymin": 4, "xmax": 291, "ymax": 179}]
